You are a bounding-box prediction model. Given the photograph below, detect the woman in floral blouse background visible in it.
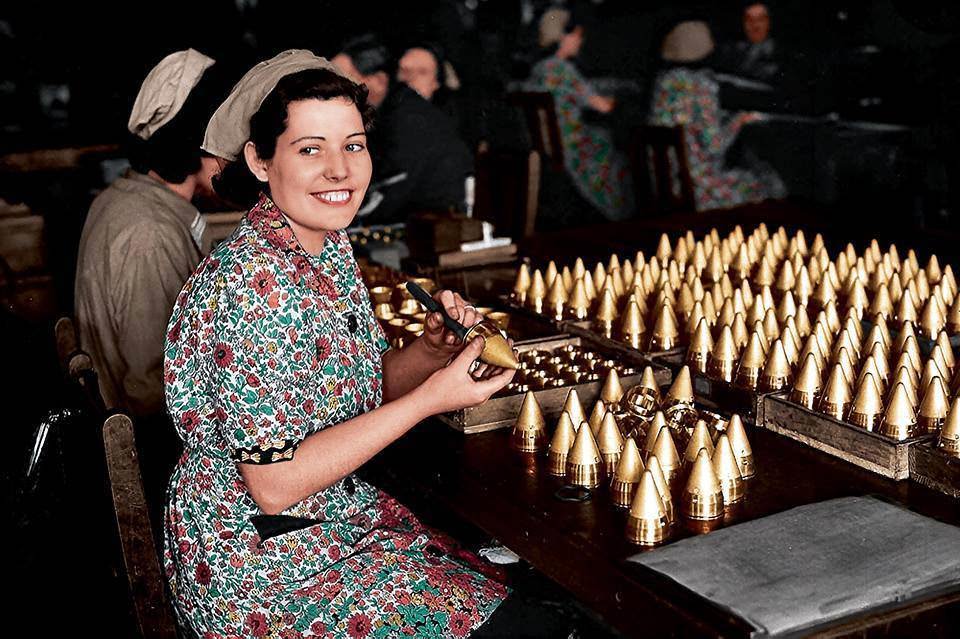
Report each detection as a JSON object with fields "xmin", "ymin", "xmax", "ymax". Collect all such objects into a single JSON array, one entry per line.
[
  {"xmin": 528, "ymin": 8, "xmax": 634, "ymax": 222},
  {"xmin": 163, "ymin": 50, "xmax": 516, "ymax": 637},
  {"xmin": 649, "ymin": 20, "xmax": 785, "ymax": 212}
]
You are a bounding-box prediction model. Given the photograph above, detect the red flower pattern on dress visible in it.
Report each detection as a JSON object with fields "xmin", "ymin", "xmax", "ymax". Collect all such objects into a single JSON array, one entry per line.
[
  {"xmin": 213, "ymin": 343, "xmax": 233, "ymax": 367},
  {"xmin": 250, "ymin": 269, "xmax": 277, "ymax": 297},
  {"xmin": 163, "ymin": 194, "xmax": 505, "ymax": 637},
  {"xmin": 347, "ymin": 613, "xmax": 371, "ymax": 638},
  {"xmin": 246, "ymin": 611, "xmax": 269, "ymax": 637}
]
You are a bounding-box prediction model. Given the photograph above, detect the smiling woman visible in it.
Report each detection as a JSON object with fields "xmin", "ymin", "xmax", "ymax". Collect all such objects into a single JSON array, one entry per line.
[{"xmin": 163, "ymin": 51, "xmax": 516, "ymax": 637}]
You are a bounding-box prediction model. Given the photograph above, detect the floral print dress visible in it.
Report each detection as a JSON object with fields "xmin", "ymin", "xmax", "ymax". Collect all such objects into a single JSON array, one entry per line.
[
  {"xmin": 529, "ymin": 56, "xmax": 634, "ymax": 220},
  {"xmin": 648, "ymin": 67, "xmax": 784, "ymax": 211},
  {"xmin": 163, "ymin": 194, "xmax": 507, "ymax": 638}
]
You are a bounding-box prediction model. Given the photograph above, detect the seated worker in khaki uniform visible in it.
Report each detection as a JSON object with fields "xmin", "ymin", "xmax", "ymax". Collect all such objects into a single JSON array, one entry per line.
[{"xmin": 75, "ymin": 49, "xmax": 225, "ymax": 418}]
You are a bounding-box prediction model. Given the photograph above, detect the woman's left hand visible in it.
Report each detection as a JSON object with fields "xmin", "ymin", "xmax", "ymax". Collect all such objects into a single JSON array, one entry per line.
[{"xmin": 421, "ymin": 289, "xmax": 484, "ymax": 359}]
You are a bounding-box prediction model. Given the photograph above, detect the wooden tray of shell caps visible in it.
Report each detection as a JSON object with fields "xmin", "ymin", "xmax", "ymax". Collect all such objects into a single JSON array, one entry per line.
[
  {"xmin": 437, "ymin": 335, "xmax": 672, "ymax": 434},
  {"xmin": 909, "ymin": 397, "xmax": 960, "ymax": 497},
  {"xmin": 508, "ymin": 363, "xmax": 758, "ymax": 547},
  {"xmin": 751, "ymin": 235, "xmax": 959, "ymax": 480}
]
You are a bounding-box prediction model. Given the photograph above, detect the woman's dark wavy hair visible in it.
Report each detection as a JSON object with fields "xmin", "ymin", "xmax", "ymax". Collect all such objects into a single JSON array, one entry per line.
[{"xmin": 214, "ymin": 68, "xmax": 376, "ymax": 208}]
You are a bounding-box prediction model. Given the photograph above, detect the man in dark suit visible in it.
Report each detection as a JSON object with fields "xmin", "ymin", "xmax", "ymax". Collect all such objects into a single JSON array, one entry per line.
[{"xmin": 333, "ymin": 34, "xmax": 473, "ymax": 224}]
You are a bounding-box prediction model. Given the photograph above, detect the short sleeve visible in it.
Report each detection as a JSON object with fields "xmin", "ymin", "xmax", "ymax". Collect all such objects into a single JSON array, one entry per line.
[{"xmin": 210, "ymin": 268, "xmax": 312, "ymax": 464}]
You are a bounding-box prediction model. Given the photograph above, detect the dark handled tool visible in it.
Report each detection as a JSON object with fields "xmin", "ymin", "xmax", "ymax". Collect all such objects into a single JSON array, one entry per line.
[
  {"xmin": 405, "ymin": 280, "xmax": 469, "ymax": 340},
  {"xmin": 403, "ymin": 280, "xmax": 520, "ymax": 370}
]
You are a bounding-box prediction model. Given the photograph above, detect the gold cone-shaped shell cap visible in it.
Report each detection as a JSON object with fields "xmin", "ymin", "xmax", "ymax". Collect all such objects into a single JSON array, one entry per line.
[
  {"xmin": 936, "ymin": 331, "xmax": 956, "ymax": 369},
  {"xmin": 567, "ymin": 422, "xmax": 602, "ymax": 475},
  {"xmin": 562, "ymin": 389, "xmax": 587, "ymax": 429},
  {"xmin": 849, "ymin": 373, "xmax": 883, "ymax": 430},
  {"xmin": 919, "ymin": 377, "xmax": 950, "ymax": 421},
  {"xmin": 597, "ymin": 412, "xmax": 624, "ymax": 455},
  {"xmin": 640, "ymin": 366, "xmax": 662, "ymax": 398},
  {"xmin": 626, "ymin": 470, "xmax": 670, "ymax": 545},
  {"xmin": 643, "ymin": 412, "xmax": 667, "ymax": 458},
  {"xmin": 684, "ymin": 420, "xmax": 716, "ymax": 465},
  {"xmin": 682, "ymin": 449, "xmax": 725, "ymax": 520},
  {"xmin": 549, "ymin": 411, "xmax": 577, "ymax": 454},
  {"xmin": 513, "ymin": 263, "xmax": 532, "ymax": 296},
  {"xmin": 568, "ymin": 278, "xmax": 590, "ymax": 312},
  {"xmin": 794, "ymin": 352, "xmax": 822, "ymax": 394},
  {"xmin": 544, "ymin": 260, "xmax": 558, "ymax": 288},
  {"xmin": 726, "ymin": 414, "xmax": 755, "ymax": 479},
  {"xmin": 650, "ymin": 303, "xmax": 680, "ymax": 340},
  {"xmin": 621, "ymin": 299, "xmax": 645, "ymax": 337},
  {"xmin": 760, "ymin": 339, "xmax": 793, "ymax": 391},
  {"xmin": 656, "ymin": 233, "xmax": 672, "ymax": 264},
  {"xmin": 689, "ymin": 317, "xmax": 714, "ymax": 355},
  {"xmin": 938, "ymin": 398, "xmax": 960, "ymax": 455},
  {"xmin": 547, "ymin": 272, "xmax": 568, "ymax": 305},
  {"xmin": 629, "ymin": 470, "xmax": 667, "ymax": 520},
  {"xmin": 614, "ymin": 437, "xmax": 644, "ymax": 482},
  {"xmin": 516, "ymin": 391, "xmax": 546, "ymax": 430},
  {"xmin": 588, "ymin": 400, "xmax": 607, "ymax": 435},
  {"xmin": 664, "ymin": 366, "xmax": 694, "ymax": 406},
  {"xmin": 652, "ymin": 426, "xmax": 681, "ymax": 478},
  {"xmin": 600, "ymin": 369, "xmax": 625, "ymax": 405},
  {"xmin": 880, "ymin": 383, "xmax": 918, "ymax": 440},
  {"xmin": 712, "ymin": 434, "xmax": 745, "ymax": 503},
  {"xmin": 595, "ymin": 289, "xmax": 619, "ymax": 322},
  {"xmin": 528, "ymin": 269, "xmax": 547, "ymax": 303}
]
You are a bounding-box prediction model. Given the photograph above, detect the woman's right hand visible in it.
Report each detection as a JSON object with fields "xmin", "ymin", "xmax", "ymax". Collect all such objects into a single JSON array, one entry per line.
[{"xmin": 415, "ymin": 336, "xmax": 516, "ymax": 415}]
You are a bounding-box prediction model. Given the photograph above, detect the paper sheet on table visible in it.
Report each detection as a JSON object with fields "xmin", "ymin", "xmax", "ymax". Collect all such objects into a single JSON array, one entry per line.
[{"xmin": 628, "ymin": 496, "xmax": 960, "ymax": 637}]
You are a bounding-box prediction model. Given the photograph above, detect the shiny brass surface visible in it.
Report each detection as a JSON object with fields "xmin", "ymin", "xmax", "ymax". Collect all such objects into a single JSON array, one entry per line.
[
  {"xmin": 790, "ymin": 352, "xmax": 821, "ymax": 409},
  {"xmin": 626, "ymin": 471, "xmax": 671, "ymax": 546},
  {"xmin": 683, "ymin": 420, "xmax": 716, "ymax": 469},
  {"xmin": 681, "ymin": 449, "xmax": 725, "ymax": 521},
  {"xmin": 464, "ymin": 321, "xmax": 520, "ymax": 369},
  {"xmin": 707, "ymin": 325, "xmax": 738, "ymax": 383},
  {"xmin": 600, "ymin": 369, "xmax": 625, "ymax": 405},
  {"xmin": 646, "ymin": 454, "xmax": 675, "ymax": 523},
  {"xmin": 918, "ymin": 377, "xmax": 950, "ymax": 435},
  {"xmin": 879, "ymin": 382, "xmax": 918, "ymax": 440},
  {"xmin": 734, "ymin": 331, "xmax": 766, "ymax": 390},
  {"xmin": 686, "ymin": 317, "xmax": 713, "ymax": 374},
  {"xmin": 712, "ymin": 434, "xmax": 745, "ymax": 504},
  {"xmin": 847, "ymin": 373, "xmax": 883, "ymax": 431},
  {"xmin": 588, "ymin": 400, "xmax": 607, "ymax": 435},
  {"xmin": 547, "ymin": 412, "xmax": 577, "ymax": 476},
  {"xmin": 597, "ymin": 412, "xmax": 625, "ymax": 476},
  {"xmin": 566, "ymin": 421, "xmax": 603, "ymax": 488},
  {"xmin": 652, "ymin": 427, "xmax": 682, "ymax": 487},
  {"xmin": 511, "ymin": 391, "xmax": 547, "ymax": 452},
  {"xmin": 818, "ymin": 364, "xmax": 852, "ymax": 420},
  {"xmin": 611, "ymin": 438, "xmax": 644, "ymax": 509},
  {"xmin": 561, "ymin": 389, "xmax": 587, "ymax": 430},
  {"xmin": 726, "ymin": 414, "xmax": 755, "ymax": 479},
  {"xmin": 938, "ymin": 397, "xmax": 960, "ymax": 456},
  {"xmin": 759, "ymin": 339, "xmax": 792, "ymax": 392}
]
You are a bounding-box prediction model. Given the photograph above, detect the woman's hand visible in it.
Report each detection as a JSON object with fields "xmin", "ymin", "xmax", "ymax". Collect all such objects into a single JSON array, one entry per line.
[
  {"xmin": 420, "ymin": 289, "xmax": 484, "ymax": 359},
  {"xmin": 415, "ymin": 336, "xmax": 516, "ymax": 414}
]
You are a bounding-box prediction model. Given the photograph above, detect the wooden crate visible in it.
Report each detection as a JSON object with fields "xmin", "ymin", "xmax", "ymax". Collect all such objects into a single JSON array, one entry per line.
[
  {"xmin": 910, "ymin": 442, "xmax": 960, "ymax": 498},
  {"xmin": 760, "ymin": 393, "xmax": 932, "ymax": 480},
  {"xmin": 438, "ymin": 334, "xmax": 672, "ymax": 434}
]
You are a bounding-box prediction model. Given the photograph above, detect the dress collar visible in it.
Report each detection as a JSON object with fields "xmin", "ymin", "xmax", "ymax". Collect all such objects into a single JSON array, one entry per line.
[
  {"xmin": 246, "ymin": 192, "xmax": 343, "ymax": 259},
  {"xmin": 246, "ymin": 193, "xmax": 345, "ymax": 299}
]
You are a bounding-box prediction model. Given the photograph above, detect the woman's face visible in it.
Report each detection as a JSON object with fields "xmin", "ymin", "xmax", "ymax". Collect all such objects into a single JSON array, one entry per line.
[{"xmin": 246, "ymin": 97, "xmax": 371, "ymax": 239}]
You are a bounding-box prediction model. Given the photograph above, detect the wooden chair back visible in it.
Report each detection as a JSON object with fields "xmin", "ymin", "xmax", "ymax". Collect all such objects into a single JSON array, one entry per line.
[
  {"xmin": 629, "ymin": 124, "xmax": 697, "ymax": 214},
  {"xmin": 508, "ymin": 92, "xmax": 565, "ymax": 172},
  {"xmin": 54, "ymin": 316, "xmax": 105, "ymax": 415},
  {"xmin": 103, "ymin": 412, "xmax": 178, "ymax": 639},
  {"xmin": 474, "ymin": 144, "xmax": 541, "ymax": 239}
]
